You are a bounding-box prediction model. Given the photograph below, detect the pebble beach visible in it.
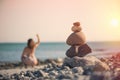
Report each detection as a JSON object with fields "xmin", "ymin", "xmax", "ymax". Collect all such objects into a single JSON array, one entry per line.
[{"xmin": 0, "ymin": 54, "xmax": 120, "ymax": 80}]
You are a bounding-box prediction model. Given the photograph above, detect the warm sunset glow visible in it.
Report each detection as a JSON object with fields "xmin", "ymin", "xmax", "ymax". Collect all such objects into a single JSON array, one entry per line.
[
  {"xmin": 111, "ymin": 19, "xmax": 119, "ymax": 27},
  {"xmin": 0, "ymin": 0, "xmax": 120, "ymax": 42}
]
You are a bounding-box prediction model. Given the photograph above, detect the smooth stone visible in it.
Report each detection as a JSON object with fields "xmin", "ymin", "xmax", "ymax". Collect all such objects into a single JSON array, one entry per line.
[
  {"xmin": 90, "ymin": 71, "xmax": 112, "ymax": 80},
  {"xmin": 72, "ymin": 67, "xmax": 83, "ymax": 74},
  {"xmin": 56, "ymin": 58, "xmax": 63, "ymax": 63},
  {"xmin": 51, "ymin": 61, "xmax": 58, "ymax": 68},
  {"xmin": 83, "ymin": 68, "xmax": 93, "ymax": 75},
  {"xmin": 0, "ymin": 74, "xmax": 3, "ymax": 80},
  {"xmin": 59, "ymin": 70, "xmax": 73, "ymax": 76},
  {"xmin": 49, "ymin": 71, "xmax": 58, "ymax": 76},
  {"xmin": 71, "ymin": 24, "xmax": 81, "ymax": 32},
  {"xmin": 43, "ymin": 67, "xmax": 54, "ymax": 73},
  {"xmin": 56, "ymin": 74, "xmax": 74, "ymax": 79},
  {"xmin": 67, "ymin": 71, "xmax": 73, "ymax": 75},
  {"xmin": 22, "ymin": 76, "xmax": 30, "ymax": 80},
  {"xmin": 33, "ymin": 71, "xmax": 41, "ymax": 77},
  {"xmin": 49, "ymin": 75, "xmax": 56, "ymax": 79},
  {"xmin": 74, "ymin": 74, "xmax": 80, "ymax": 78},
  {"xmin": 66, "ymin": 32, "xmax": 86, "ymax": 46},
  {"xmin": 38, "ymin": 70, "xmax": 48, "ymax": 77},
  {"xmin": 76, "ymin": 75, "xmax": 90, "ymax": 80},
  {"xmin": 63, "ymin": 66, "xmax": 71, "ymax": 70},
  {"xmin": 36, "ymin": 77, "xmax": 44, "ymax": 80},
  {"xmin": 0, "ymin": 77, "xmax": 3, "ymax": 80},
  {"xmin": 20, "ymin": 71, "xmax": 26, "ymax": 75},
  {"xmin": 63, "ymin": 56, "xmax": 110, "ymax": 72},
  {"xmin": 66, "ymin": 44, "xmax": 92, "ymax": 58},
  {"xmin": 11, "ymin": 73, "xmax": 19, "ymax": 79},
  {"xmin": 20, "ymin": 74, "xmax": 24, "ymax": 78},
  {"xmin": 47, "ymin": 63, "xmax": 53, "ymax": 68},
  {"xmin": 43, "ymin": 67, "xmax": 50, "ymax": 72},
  {"xmin": 59, "ymin": 70, "xmax": 66, "ymax": 75},
  {"xmin": 0, "ymin": 74, "xmax": 3, "ymax": 77},
  {"xmin": 0, "ymin": 74, "xmax": 3, "ymax": 79},
  {"xmin": 25, "ymin": 71, "xmax": 34, "ymax": 78},
  {"xmin": 11, "ymin": 75, "xmax": 15, "ymax": 79}
]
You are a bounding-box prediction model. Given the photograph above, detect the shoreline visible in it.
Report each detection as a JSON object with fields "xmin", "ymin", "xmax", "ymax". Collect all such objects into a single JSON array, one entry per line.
[{"xmin": 0, "ymin": 58, "xmax": 64, "ymax": 70}]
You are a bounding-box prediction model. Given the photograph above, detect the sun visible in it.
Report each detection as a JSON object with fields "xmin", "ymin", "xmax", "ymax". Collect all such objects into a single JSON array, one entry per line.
[{"xmin": 111, "ymin": 19, "xmax": 119, "ymax": 27}]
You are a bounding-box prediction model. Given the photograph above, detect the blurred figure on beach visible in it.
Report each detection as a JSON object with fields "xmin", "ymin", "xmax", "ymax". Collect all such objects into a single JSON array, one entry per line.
[
  {"xmin": 21, "ymin": 34, "xmax": 40, "ymax": 68},
  {"xmin": 66, "ymin": 22, "xmax": 92, "ymax": 58}
]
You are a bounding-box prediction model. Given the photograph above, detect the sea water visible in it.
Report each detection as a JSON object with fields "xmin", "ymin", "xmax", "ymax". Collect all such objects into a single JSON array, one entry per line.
[{"xmin": 0, "ymin": 42, "xmax": 120, "ymax": 62}]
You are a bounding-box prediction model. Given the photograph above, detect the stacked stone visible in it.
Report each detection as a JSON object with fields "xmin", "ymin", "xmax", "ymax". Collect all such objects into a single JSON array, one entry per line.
[{"xmin": 66, "ymin": 22, "xmax": 92, "ymax": 58}]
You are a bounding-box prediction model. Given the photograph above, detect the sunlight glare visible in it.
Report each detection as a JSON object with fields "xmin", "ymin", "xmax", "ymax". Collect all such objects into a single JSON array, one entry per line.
[{"xmin": 111, "ymin": 19, "xmax": 119, "ymax": 27}]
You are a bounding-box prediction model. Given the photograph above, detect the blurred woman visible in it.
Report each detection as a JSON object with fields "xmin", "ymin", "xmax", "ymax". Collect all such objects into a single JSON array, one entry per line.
[{"xmin": 21, "ymin": 34, "xmax": 40, "ymax": 68}]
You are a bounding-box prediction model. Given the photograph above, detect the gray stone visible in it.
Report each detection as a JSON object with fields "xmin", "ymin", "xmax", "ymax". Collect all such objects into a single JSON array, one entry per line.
[
  {"xmin": 56, "ymin": 74, "xmax": 74, "ymax": 79},
  {"xmin": 26, "ymin": 71, "xmax": 34, "ymax": 78},
  {"xmin": 51, "ymin": 61, "xmax": 58, "ymax": 68},
  {"xmin": 59, "ymin": 70, "xmax": 66, "ymax": 75},
  {"xmin": 49, "ymin": 71, "xmax": 58, "ymax": 76},
  {"xmin": 49, "ymin": 75, "xmax": 56, "ymax": 80},
  {"xmin": 63, "ymin": 56, "xmax": 110, "ymax": 72},
  {"xmin": 44, "ymin": 67, "xmax": 51, "ymax": 72},
  {"xmin": 22, "ymin": 76, "xmax": 30, "ymax": 80},
  {"xmin": 76, "ymin": 75, "xmax": 90, "ymax": 80},
  {"xmin": 20, "ymin": 71, "xmax": 25, "ymax": 75},
  {"xmin": 36, "ymin": 77, "xmax": 44, "ymax": 80},
  {"xmin": 0, "ymin": 74, "xmax": 3, "ymax": 77},
  {"xmin": 11, "ymin": 73, "xmax": 20, "ymax": 79},
  {"xmin": 0, "ymin": 74, "xmax": 3, "ymax": 80},
  {"xmin": 90, "ymin": 71, "xmax": 112, "ymax": 80},
  {"xmin": 38, "ymin": 70, "xmax": 48, "ymax": 77},
  {"xmin": 67, "ymin": 71, "xmax": 73, "ymax": 74},
  {"xmin": 63, "ymin": 66, "xmax": 70, "ymax": 70},
  {"xmin": 72, "ymin": 67, "xmax": 83, "ymax": 74},
  {"xmin": 47, "ymin": 63, "xmax": 53, "ymax": 68},
  {"xmin": 20, "ymin": 71, "xmax": 25, "ymax": 78},
  {"xmin": 83, "ymin": 68, "xmax": 93, "ymax": 75}
]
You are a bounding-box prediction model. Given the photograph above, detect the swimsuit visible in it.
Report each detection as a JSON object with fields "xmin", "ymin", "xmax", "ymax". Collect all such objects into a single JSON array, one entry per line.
[{"xmin": 22, "ymin": 55, "xmax": 37, "ymax": 66}]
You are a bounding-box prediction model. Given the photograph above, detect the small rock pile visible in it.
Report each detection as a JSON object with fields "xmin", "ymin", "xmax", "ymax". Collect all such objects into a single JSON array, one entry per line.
[
  {"xmin": 0, "ymin": 63, "xmax": 89, "ymax": 80},
  {"xmin": 66, "ymin": 22, "xmax": 92, "ymax": 58},
  {"xmin": 100, "ymin": 53, "xmax": 120, "ymax": 71},
  {"xmin": 1, "ymin": 55, "xmax": 120, "ymax": 80},
  {"xmin": 63, "ymin": 56, "xmax": 110, "ymax": 74}
]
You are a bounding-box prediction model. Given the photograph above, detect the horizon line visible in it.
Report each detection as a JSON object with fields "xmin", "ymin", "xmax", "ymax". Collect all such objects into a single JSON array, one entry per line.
[{"xmin": 0, "ymin": 41, "xmax": 120, "ymax": 44}]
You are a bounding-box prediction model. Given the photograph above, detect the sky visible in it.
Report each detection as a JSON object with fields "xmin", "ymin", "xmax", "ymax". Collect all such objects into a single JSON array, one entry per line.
[{"xmin": 0, "ymin": 0, "xmax": 120, "ymax": 42}]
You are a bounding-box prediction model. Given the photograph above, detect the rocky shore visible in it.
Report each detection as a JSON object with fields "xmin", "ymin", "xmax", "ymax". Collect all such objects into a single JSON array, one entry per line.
[
  {"xmin": 0, "ymin": 55, "xmax": 120, "ymax": 80},
  {"xmin": 0, "ymin": 58, "xmax": 63, "ymax": 70}
]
